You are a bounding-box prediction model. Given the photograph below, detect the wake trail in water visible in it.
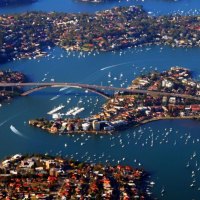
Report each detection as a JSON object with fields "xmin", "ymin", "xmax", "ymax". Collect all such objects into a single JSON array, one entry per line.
[
  {"xmin": 0, "ymin": 111, "xmax": 26, "ymax": 128},
  {"xmin": 0, "ymin": 120, "xmax": 9, "ymax": 127},
  {"xmin": 100, "ymin": 62, "xmax": 133, "ymax": 71},
  {"xmin": 10, "ymin": 125, "xmax": 26, "ymax": 138}
]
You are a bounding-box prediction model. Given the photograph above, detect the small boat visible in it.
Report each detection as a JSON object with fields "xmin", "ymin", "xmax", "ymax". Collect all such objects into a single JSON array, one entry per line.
[
  {"xmin": 47, "ymin": 104, "xmax": 65, "ymax": 115},
  {"xmin": 50, "ymin": 95, "xmax": 60, "ymax": 101},
  {"xmin": 150, "ymin": 181, "xmax": 155, "ymax": 186},
  {"xmin": 59, "ymin": 87, "xmax": 69, "ymax": 92}
]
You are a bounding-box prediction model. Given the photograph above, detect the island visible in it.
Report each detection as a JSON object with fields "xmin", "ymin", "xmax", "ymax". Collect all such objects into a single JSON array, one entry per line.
[
  {"xmin": 0, "ymin": 154, "xmax": 152, "ymax": 199},
  {"xmin": 29, "ymin": 67, "xmax": 200, "ymax": 134},
  {"xmin": 0, "ymin": 70, "xmax": 26, "ymax": 103},
  {"xmin": 1, "ymin": 5, "xmax": 200, "ymax": 63}
]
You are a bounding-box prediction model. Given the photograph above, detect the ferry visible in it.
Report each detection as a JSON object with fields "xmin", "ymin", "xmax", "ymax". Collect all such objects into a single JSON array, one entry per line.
[{"xmin": 47, "ymin": 104, "xmax": 65, "ymax": 115}]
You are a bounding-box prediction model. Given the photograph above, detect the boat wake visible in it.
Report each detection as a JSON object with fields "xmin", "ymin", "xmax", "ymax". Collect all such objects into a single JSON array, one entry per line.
[
  {"xmin": 65, "ymin": 89, "xmax": 73, "ymax": 94},
  {"xmin": 10, "ymin": 125, "xmax": 26, "ymax": 138},
  {"xmin": 0, "ymin": 112, "xmax": 26, "ymax": 128},
  {"xmin": 100, "ymin": 62, "xmax": 132, "ymax": 71},
  {"xmin": 50, "ymin": 95, "xmax": 60, "ymax": 101},
  {"xmin": 0, "ymin": 120, "xmax": 8, "ymax": 127}
]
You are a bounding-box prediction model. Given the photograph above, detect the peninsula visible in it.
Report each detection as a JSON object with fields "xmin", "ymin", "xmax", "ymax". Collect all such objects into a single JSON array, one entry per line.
[
  {"xmin": 0, "ymin": 154, "xmax": 152, "ymax": 199},
  {"xmin": 1, "ymin": 5, "xmax": 200, "ymax": 63},
  {"xmin": 29, "ymin": 67, "xmax": 200, "ymax": 134},
  {"xmin": 0, "ymin": 70, "xmax": 26, "ymax": 103}
]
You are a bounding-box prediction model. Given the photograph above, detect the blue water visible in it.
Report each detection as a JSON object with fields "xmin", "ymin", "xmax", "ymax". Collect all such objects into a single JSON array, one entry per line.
[
  {"xmin": 1, "ymin": 0, "xmax": 200, "ymax": 199},
  {"xmin": 0, "ymin": 0, "xmax": 200, "ymax": 15},
  {"xmin": 0, "ymin": 46, "xmax": 200, "ymax": 199}
]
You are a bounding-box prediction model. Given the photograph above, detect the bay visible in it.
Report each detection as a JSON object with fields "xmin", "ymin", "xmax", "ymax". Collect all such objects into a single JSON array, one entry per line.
[
  {"xmin": 0, "ymin": 46, "xmax": 200, "ymax": 199},
  {"xmin": 1, "ymin": 0, "xmax": 200, "ymax": 199}
]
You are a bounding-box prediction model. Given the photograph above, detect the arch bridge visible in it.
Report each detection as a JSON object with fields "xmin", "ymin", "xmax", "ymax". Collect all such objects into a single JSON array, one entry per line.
[{"xmin": 0, "ymin": 82, "xmax": 200, "ymax": 101}]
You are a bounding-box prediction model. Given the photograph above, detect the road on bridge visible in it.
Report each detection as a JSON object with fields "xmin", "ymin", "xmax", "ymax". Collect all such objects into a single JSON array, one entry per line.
[{"xmin": 0, "ymin": 82, "xmax": 200, "ymax": 101}]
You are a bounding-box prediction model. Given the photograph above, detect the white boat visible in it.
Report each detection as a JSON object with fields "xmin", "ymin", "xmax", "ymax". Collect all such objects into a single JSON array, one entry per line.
[
  {"xmin": 50, "ymin": 95, "xmax": 60, "ymax": 101},
  {"xmin": 47, "ymin": 104, "xmax": 65, "ymax": 115},
  {"xmin": 78, "ymin": 98, "xmax": 83, "ymax": 103},
  {"xmin": 65, "ymin": 107, "xmax": 79, "ymax": 116},
  {"xmin": 42, "ymin": 77, "xmax": 47, "ymax": 82},
  {"xmin": 150, "ymin": 181, "xmax": 155, "ymax": 186},
  {"xmin": 52, "ymin": 113, "xmax": 62, "ymax": 119},
  {"xmin": 72, "ymin": 107, "xmax": 85, "ymax": 116},
  {"xmin": 59, "ymin": 87, "xmax": 69, "ymax": 92}
]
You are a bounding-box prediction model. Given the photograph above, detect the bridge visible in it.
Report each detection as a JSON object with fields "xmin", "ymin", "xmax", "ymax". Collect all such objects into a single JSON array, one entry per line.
[{"xmin": 0, "ymin": 82, "xmax": 200, "ymax": 101}]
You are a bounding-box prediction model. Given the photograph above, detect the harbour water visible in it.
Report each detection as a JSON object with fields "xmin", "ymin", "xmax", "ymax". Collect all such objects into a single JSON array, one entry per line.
[
  {"xmin": 1, "ymin": 0, "xmax": 200, "ymax": 15},
  {"xmin": 1, "ymin": 1, "xmax": 200, "ymax": 200},
  {"xmin": 0, "ymin": 46, "xmax": 200, "ymax": 199}
]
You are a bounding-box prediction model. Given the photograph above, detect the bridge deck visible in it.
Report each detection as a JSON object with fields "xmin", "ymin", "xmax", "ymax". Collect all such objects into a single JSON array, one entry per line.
[{"xmin": 0, "ymin": 82, "xmax": 200, "ymax": 101}]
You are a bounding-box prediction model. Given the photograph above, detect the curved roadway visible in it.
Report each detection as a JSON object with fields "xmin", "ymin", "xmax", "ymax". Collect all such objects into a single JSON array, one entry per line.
[{"xmin": 0, "ymin": 82, "xmax": 200, "ymax": 101}]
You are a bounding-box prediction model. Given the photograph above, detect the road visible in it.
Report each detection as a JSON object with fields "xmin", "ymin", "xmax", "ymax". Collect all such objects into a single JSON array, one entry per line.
[{"xmin": 0, "ymin": 82, "xmax": 200, "ymax": 101}]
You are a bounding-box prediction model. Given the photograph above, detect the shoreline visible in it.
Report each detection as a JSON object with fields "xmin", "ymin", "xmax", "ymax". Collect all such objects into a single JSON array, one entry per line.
[
  {"xmin": 0, "ymin": 70, "xmax": 26, "ymax": 104},
  {"xmin": 29, "ymin": 115, "xmax": 200, "ymax": 135},
  {"xmin": 0, "ymin": 154, "xmax": 152, "ymax": 199},
  {"xmin": 1, "ymin": 5, "xmax": 200, "ymax": 64},
  {"xmin": 29, "ymin": 67, "xmax": 200, "ymax": 135},
  {"xmin": 136, "ymin": 115, "xmax": 200, "ymax": 127}
]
